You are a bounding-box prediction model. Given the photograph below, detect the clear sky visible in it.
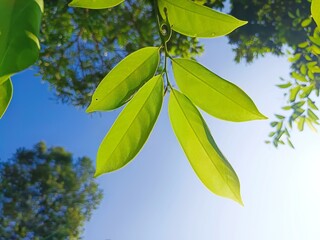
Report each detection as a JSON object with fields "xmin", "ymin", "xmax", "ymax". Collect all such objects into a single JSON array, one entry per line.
[{"xmin": 1, "ymin": 36, "xmax": 320, "ymax": 240}]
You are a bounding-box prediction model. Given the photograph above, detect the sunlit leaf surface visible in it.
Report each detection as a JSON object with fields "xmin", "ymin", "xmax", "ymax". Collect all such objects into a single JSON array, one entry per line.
[
  {"xmin": 311, "ymin": 0, "xmax": 320, "ymax": 27},
  {"xmin": 169, "ymin": 89, "xmax": 243, "ymax": 204},
  {"xmin": 172, "ymin": 58, "xmax": 266, "ymax": 122},
  {"xmin": 158, "ymin": 0, "xmax": 247, "ymax": 38},
  {"xmin": 87, "ymin": 47, "xmax": 160, "ymax": 112},
  {"xmin": 69, "ymin": 0, "xmax": 124, "ymax": 9},
  {"xmin": 95, "ymin": 75, "xmax": 163, "ymax": 176}
]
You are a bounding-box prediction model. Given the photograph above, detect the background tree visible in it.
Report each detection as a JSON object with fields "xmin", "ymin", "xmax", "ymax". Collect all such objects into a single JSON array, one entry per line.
[
  {"xmin": 39, "ymin": 0, "xmax": 224, "ymax": 107},
  {"xmin": 0, "ymin": 142, "xmax": 103, "ymax": 239}
]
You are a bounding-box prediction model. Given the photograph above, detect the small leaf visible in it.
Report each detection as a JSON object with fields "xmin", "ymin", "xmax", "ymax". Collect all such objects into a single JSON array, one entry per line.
[
  {"xmin": 87, "ymin": 47, "xmax": 160, "ymax": 112},
  {"xmin": 172, "ymin": 58, "xmax": 266, "ymax": 122},
  {"xmin": 168, "ymin": 89, "xmax": 242, "ymax": 204},
  {"xmin": 69, "ymin": 0, "xmax": 124, "ymax": 9},
  {"xmin": 287, "ymin": 138, "xmax": 295, "ymax": 149},
  {"xmin": 297, "ymin": 116, "xmax": 305, "ymax": 131},
  {"xmin": 291, "ymin": 72, "xmax": 308, "ymax": 82},
  {"xmin": 307, "ymin": 98, "xmax": 318, "ymax": 110},
  {"xmin": 95, "ymin": 75, "xmax": 163, "ymax": 176},
  {"xmin": 0, "ymin": 0, "xmax": 43, "ymax": 84},
  {"xmin": 288, "ymin": 53, "xmax": 301, "ymax": 62},
  {"xmin": 277, "ymin": 82, "xmax": 292, "ymax": 88},
  {"xmin": 0, "ymin": 79, "xmax": 13, "ymax": 119},
  {"xmin": 275, "ymin": 114, "xmax": 285, "ymax": 120},
  {"xmin": 301, "ymin": 17, "xmax": 312, "ymax": 27},
  {"xmin": 311, "ymin": 0, "xmax": 320, "ymax": 27},
  {"xmin": 289, "ymin": 86, "xmax": 301, "ymax": 102},
  {"xmin": 307, "ymin": 109, "xmax": 319, "ymax": 121},
  {"xmin": 158, "ymin": 0, "xmax": 247, "ymax": 38},
  {"xmin": 300, "ymin": 84, "xmax": 314, "ymax": 98}
]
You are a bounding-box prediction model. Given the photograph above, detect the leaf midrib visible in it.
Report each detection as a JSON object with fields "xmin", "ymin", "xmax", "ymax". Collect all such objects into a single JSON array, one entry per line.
[
  {"xmin": 172, "ymin": 90, "xmax": 239, "ymax": 200},
  {"xmin": 102, "ymin": 78, "xmax": 160, "ymax": 169},
  {"xmin": 174, "ymin": 59, "xmax": 260, "ymax": 118},
  {"xmin": 161, "ymin": 0, "xmax": 236, "ymax": 23},
  {"xmin": 94, "ymin": 49, "xmax": 158, "ymax": 106}
]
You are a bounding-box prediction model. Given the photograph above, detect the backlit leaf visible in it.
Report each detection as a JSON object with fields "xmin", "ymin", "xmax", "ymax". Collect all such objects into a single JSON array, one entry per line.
[
  {"xmin": 0, "ymin": 79, "xmax": 13, "ymax": 119},
  {"xmin": 297, "ymin": 116, "xmax": 305, "ymax": 131},
  {"xmin": 0, "ymin": 0, "xmax": 43, "ymax": 84},
  {"xmin": 311, "ymin": 0, "xmax": 320, "ymax": 27},
  {"xmin": 95, "ymin": 75, "xmax": 163, "ymax": 176},
  {"xmin": 87, "ymin": 47, "xmax": 160, "ymax": 112},
  {"xmin": 69, "ymin": 0, "xmax": 124, "ymax": 9},
  {"xmin": 158, "ymin": 0, "xmax": 247, "ymax": 38},
  {"xmin": 168, "ymin": 89, "xmax": 242, "ymax": 204},
  {"xmin": 172, "ymin": 58, "xmax": 266, "ymax": 122},
  {"xmin": 289, "ymin": 86, "xmax": 301, "ymax": 102}
]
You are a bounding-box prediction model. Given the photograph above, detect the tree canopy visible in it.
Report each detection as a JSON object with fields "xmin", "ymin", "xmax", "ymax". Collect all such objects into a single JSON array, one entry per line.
[{"xmin": 0, "ymin": 142, "xmax": 103, "ymax": 239}]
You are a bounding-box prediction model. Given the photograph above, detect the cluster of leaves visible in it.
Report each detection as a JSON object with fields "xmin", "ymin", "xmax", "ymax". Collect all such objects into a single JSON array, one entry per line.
[
  {"xmin": 228, "ymin": 0, "xmax": 313, "ymax": 63},
  {"xmin": 0, "ymin": 0, "xmax": 43, "ymax": 118},
  {"xmin": 0, "ymin": 142, "xmax": 103, "ymax": 239},
  {"xmin": 267, "ymin": 0, "xmax": 320, "ymax": 148},
  {"xmin": 69, "ymin": 0, "xmax": 266, "ymax": 204},
  {"xmin": 38, "ymin": 0, "xmax": 224, "ymax": 107}
]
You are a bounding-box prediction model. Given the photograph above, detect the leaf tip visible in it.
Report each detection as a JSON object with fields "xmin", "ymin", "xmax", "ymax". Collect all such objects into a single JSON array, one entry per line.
[{"xmin": 86, "ymin": 105, "xmax": 94, "ymax": 113}]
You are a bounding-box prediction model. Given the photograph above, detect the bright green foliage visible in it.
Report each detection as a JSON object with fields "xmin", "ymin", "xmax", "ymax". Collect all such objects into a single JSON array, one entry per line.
[
  {"xmin": 69, "ymin": 0, "xmax": 124, "ymax": 9},
  {"xmin": 0, "ymin": 79, "xmax": 13, "ymax": 119},
  {"xmin": 312, "ymin": 0, "xmax": 320, "ymax": 27},
  {"xmin": 0, "ymin": 142, "xmax": 103, "ymax": 239},
  {"xmin": 0, "ymin": 0, "xmax": 43, "ymax": 84},
  {"xmin": 168, "ymin": 89, "xmax": 242, "ymax": 204},
  {"xmin": 95, "ymin": 75, "xmax": 163, "ymax": 176},
  {"xmin": 87, "ymin": 47, "xmax": 160, "ymax": 112},
  {"xmin": 268, "ymin": 12, "xmax": 320, "ymax": 148},
  {"xmin": 73, "ymin": 0, "xmax": 266, "ymax": 203},
  {"xmin": 158, "ymin": 0, "xmax": 247, "ymax": 38},
  {"xmin": 172, "ymin": 58, "xmax": 266, "ymax": 122}
]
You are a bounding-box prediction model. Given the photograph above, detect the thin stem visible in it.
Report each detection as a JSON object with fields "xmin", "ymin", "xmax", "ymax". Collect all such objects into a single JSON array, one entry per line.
[{"xmin": 153, "ymin": 0, "xmax": 174, "ymax": 91}]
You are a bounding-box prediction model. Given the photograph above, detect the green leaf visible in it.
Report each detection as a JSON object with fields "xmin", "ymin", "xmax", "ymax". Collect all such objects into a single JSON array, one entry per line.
[
  {"xmin": 291, "ymin": 72, "xmax": 308, "ymax": 82},
  {"xmin": 87, "ymin": 47, "xmax": 160, "ymax": 112},
  {"xmin": 297, "ymin": 116, "xmax": 305, "ymax": 131},
  {"xmin": 289, "ymin": 86, "xmax": 301, "ymax": 102},
  {"xmin": 0, "ymin": 0, "xmax": 43, "ymax": 84},
  {"xmin": 0, "ymin": 79, "xmax": 13, "ymax": 119},
  {"xmin": 172, "ymin": 58, "xmax": 266, "ymax": 122},
  {"xmin": 69, "ymin": 0, "xmax": 124, "ymax": 9},
  {"xmin": 307, "ymin": 98, "xmax": 318, "ymax": 110},
  {"xmin": 288, "ymin": 53, "xmax": 301, "ymax": 62},
  {"xmin": 158, "ymin": 0, "xmax": 247, "ymax": 38},
  {"xmin": 168, "ymin": 89, "xmax": 242, "ymax": 204},
  {"xmin": 307, "ymin": 109, "xmax": 319, "ymax": 121},
  {"xmin": 311, "ymin": 0, "xmax": 320, "ymax": 27},
  {"xmin": 301, "ymin": 17, "xmax": 312, "ymax": 27},
  {"xmin": 95, "ymin": 75, "xmax": 163, "ymax": 176},
  {"xmin": 277, "ymin": 82, "xmax": 292, "ymax": 89}
]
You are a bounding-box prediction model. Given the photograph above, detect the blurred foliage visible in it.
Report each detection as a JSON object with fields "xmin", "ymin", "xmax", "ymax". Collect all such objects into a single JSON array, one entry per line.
[
  {"xmin": 0, "ymin": 142, "xmax": 103, "ymax": 239},
  {"xmin": 39, "ymin": 0, "xmax": 224, "ymax": 107},
  {"xmin": 228, "ymin": 0, "xmax": 313, "ymax": 62},
  {"xmin": 267, "ymin": 12, "xmax": 320, "ymax": 147}
]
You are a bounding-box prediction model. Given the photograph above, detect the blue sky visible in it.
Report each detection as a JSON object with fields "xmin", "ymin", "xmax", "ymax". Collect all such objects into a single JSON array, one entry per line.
[{"xmin": 1, "ymin": 35, "xmax": 320, "ymax": 240}]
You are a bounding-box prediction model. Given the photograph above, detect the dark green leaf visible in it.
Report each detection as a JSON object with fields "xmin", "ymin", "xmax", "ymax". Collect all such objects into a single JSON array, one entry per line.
[
  {"xmin": 0, "ymin": 79, "xmax": 13, "ymax": 118},
  {"xmin": 0, "ymin": 0, "xmax": 43, "ymax": 84}
]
